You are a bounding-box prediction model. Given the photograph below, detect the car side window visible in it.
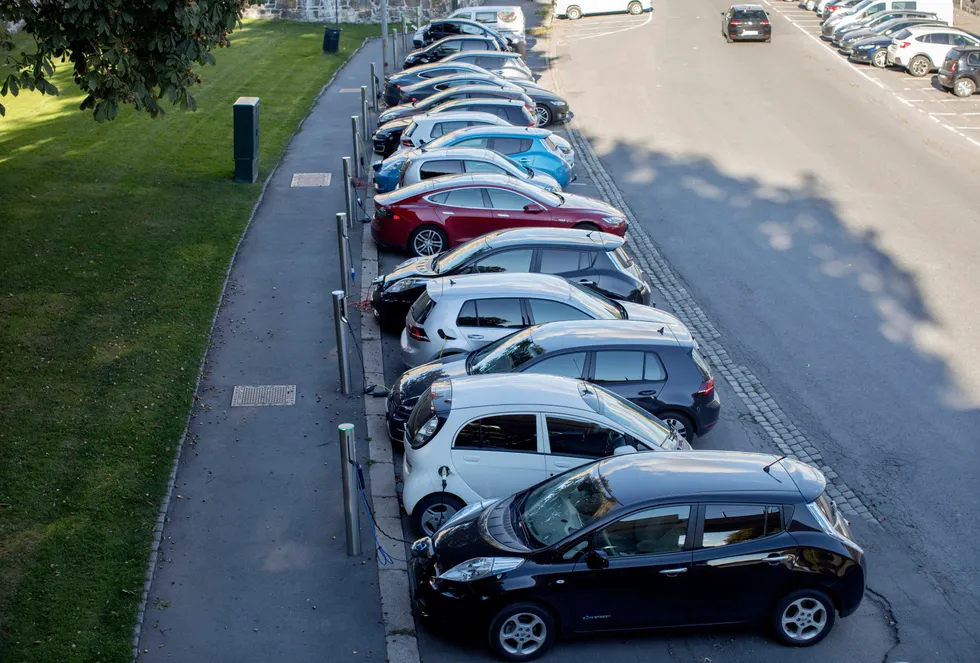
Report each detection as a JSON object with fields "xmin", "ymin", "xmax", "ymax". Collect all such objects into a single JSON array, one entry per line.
[
  {"xmin": 970, "ymin": 53, "xmax": 980, "ymax": 66},
  {"xmin": 443, "ymin": 187, "xmax": 487, "ymax": 208},
  {"xmin": 527, "ymin": 298, "xmax": 593, "ymax": 324},
  {"xmin": 468, "ymin": 249, "xmax": 533, "ymax": 273},
  {"xmin": 701, "ymin": 505, "xmax": 783, "ymax": 548},
  {"xmin": 545, "ymin": 416, "xmax": 629, "ymax": 458},
  {"xmin": 593, "ymin": 351, "xmax": 646, "ymax": 382},
  {"xmin": 430, "ymin": 121, "xmax": 469, "ymax": 138},
  {"xmin": 454, "ymin": 414, "xmax": 538, "ymax": 452},
  {"xmin": 644, "ymin": 353, "xmax": 667, "ymax": 381},
  {"xmin": 893, "ymin": 0, "xmax": 916, "ymax": 8},
  {"xmin": 476, "ymin": 10, "xmax": 497, "ymax": 23},
  {"xmin": 598, "ymin": 506, "xmax": 692, "ymax": 557},
  {"xmin": 486, "ymin": 188, "xmax": 535, "ymax": 210},
  {"xmin": 426, "ymin": 191, "xmax": 450, "ymax": 204},
  {"xmin": 456, "ymin": 298, "xmax": 524, "ymax": 328},
  {"xmin": 464, "ymin": 160, "xmax": 508, "ymax": 175},
  {"xmin": 522, "ymin": 352, "xmax": 588, "ymax": 379},
  {"xmin": 501, "ymin": 108, "xmax": 522, "ymax": 123},
  {"xmin": 956, "ymin": 34, "xmax": 978, "ymax": 46},
  {"xmin": 476, "ymin": 56, "xmax": 498, "ymax": 68},
  {"xmin": 539, "ymin": 249, "xmax": 584, "ymax": 274},
  {"xmin": 490, "ymin": 137, "xmax": 530, "ymax": 155},
  {"xmin": 454, "ymin": 137, "xmax": 490, "ymax": 148},
  {"xmin": 419, "ymin": 159, "xmax": 463, "ymax": 179}
]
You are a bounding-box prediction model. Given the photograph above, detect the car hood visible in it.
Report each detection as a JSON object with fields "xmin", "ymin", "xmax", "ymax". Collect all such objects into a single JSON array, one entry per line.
[
  {"xmin": 529, "ymin": 170, "xmax": 562, "ymax": 192},
  {"xmin": 375, "ymin": 116, "xmax": 413, "ymax": 134},
  {"xmin": 379, "ymin": 102, "xmax": 422, "ymax": 124},
  {"xmin": 392, "ymin": 354, "xmax": 469, "ymax": 407},
  {"xmin": 841, "ymin": 27, "xmax": 873, "ymax": 40},
  {"xmin": 383, "ymin": 255, "xmax": 437, "ymax": 285},
  {"xmin": 852, "ymin": 35, "xmax": 890, "ymax": 46},
  {"xmin": 620, "ymin": 302, "xmax": 685, "ymax": 327},
  {"xmin": 430, "ymin": 496, "xmax": 530, "ymax": 567},
  {"xmin": 557, "ymin": 191, "xmax": 621, "ymax": 215},
  {"xmin": 527, "ymin": 88, "xmax": 564, "ymax": 104}
]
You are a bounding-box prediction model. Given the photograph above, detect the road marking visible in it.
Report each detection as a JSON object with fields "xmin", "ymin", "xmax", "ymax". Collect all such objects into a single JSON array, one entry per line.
[
  {"xmin": 563, "ymin": 10, "xmax": 653, "ymax": 41},
  {"xmin": 928, "ymin": 112, "xmax": 956, "ymax": 116}
]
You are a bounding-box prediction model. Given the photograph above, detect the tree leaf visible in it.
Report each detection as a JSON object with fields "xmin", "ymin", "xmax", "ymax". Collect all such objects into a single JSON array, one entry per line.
[{"xmin": 0, "ymin": 102, "xmax": 5, "ymax": 117}]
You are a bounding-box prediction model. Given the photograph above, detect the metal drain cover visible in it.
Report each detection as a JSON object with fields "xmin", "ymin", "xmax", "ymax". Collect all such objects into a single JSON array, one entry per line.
[
  {"xmin": 231, "ymin": 385, "xmax": 297, "ymax": 407},
  {"xmin": 290, "ymin": 173, "xmax": 332, "ymax": 187}
]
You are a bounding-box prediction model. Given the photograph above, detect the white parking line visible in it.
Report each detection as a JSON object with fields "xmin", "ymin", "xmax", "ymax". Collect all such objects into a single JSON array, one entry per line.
[
  {"xmin": 929, "ymin": 112, "xmax": 957, "ymax": 116},
  {"xmin": 563, "ymin": 11, "xmax": 654, "ymax": 41}
]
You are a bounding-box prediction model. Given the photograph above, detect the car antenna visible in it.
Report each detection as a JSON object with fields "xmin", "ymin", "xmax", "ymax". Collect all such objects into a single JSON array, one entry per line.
[
  {"xmin": 449, "ymin": 279, "xmax": 456, "ymax": 286},
  {"xmin": 763, "ymin": 455, "xmax": 787, "ymax": 482}
]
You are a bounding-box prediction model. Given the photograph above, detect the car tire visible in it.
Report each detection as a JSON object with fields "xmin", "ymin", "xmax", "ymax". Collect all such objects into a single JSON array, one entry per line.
[
  {"xmin": 871, "ymin": 49, "xmax": 887, "ymax": 68},
  {"xmin": 772, "ymin": 589, "xmax": 837, "ymax": 647},
  {"xmin": 408, "ymin": 226, "xmax": 449, "ymax": 257},
  {"xmin": 487, "ymin": 602, "xmax": 557, "ymax": 662},
  {"xmin": 628, "ymin": 1, "xmax": 643, "ymax": 15},
  {"xmin": 953, "ymin": 77, "xmax": 977, "ymax": 98},
  {"xmin": 573, "ymin": 222, "xmax": 601, "ymax": 231},
  {"xmin": 566, "ymin": 5, "xmax": 582, "ymax": 19},
  {"xmin": 658, "ymin": 411, "xmax": 696, "ymax": 443},
  {"xmin": 907, "ymin": 55, "xmax": 931, "ymax": 77},
  {"xmin": 412, "ymin": 493, "xmax": 465, "ymax": 537},
  {"xmin": 534, "ymin": 104, "xmax": 553, "ymax": 127}
]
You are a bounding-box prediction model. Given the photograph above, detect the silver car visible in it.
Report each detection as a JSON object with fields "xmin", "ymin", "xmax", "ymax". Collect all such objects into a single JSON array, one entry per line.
[
  {"xmin": 400, "ymin": 272, "xmax": 690, "ymax": 367},
  {"xmin": 396, "ymin": 146, "xmax": 561, "ymax": 192}
]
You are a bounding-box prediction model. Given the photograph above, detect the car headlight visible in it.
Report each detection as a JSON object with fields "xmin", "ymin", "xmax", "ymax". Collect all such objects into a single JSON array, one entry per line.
[
  {"xmin": 601, "ymin": 216, "xmax": 626, "ymax": 226},
  {"xmin": 552, "ymin": 99, "xmax": 567, "ymax": 107},
  {"xmin": 386, "ymin": 277, "xmax": 427, "ymax": 293},
  {"xmin": 438, "ymin": 557, "xmax": 524, "ymax": 582}
]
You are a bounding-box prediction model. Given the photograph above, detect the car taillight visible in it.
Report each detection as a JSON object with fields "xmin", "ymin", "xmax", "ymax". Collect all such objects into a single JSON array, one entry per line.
[
  {"xmin": 730, "ymin": 19, "xmax": 741, "ymax": 24},
  {"xmin": 899, "ymin": 41, "xmax": 910, "ymax": 48},
  {"xmin": 408, "ymin": 324, "xmax": 430, "ymax": 342},
  {"xmin": 694, "ymin": 376, "xmax": 715, "ymax": 399},
  {"xmin": 401, "ymin": 138, "xmax": 413, "ymax": 146},
  {"xmin": 396, "ymin": 84, "xmax": 403, "ymax": 88},
  {"xmin": 411, "ymin": 97, "xmax": 418, "ymax": 101},
  {"xmin": 761, "ymin": 19, "xmax": 770, "ymax": 25},
  {"xmin": 950, "ymin": 61, "xmax": 958, "ymax": 72}
]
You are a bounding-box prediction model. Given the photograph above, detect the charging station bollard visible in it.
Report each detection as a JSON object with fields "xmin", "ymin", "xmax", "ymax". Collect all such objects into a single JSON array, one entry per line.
[
  {"xmin": 342, "ymin": 157, "xmax": 355, "ymax": 229},
  {"xmin": 370, "ymin": 62, "xmax": 378, "ymax": 111},
  {"xmin": 360, "ymin": 86, "xmax": 369, "ymax": 141},
  {"xmin": 390, "ymin": 31, "xmax": 398, "ymax": 68},
  {"xmin": 402, "ymin": 14, "xmax": 408, "ymax": 52},
  {"xmin": 350, "ymin": 116, "xmax": 361, "ymax": 180},
  {"xmin": 338, "ymin": 423, "xmax": 361, "ymax": 556},
  {"xmin": 333, "ymin": 291, "xmax": 352, "ymax": 396},
  {"xmin": 337, "ymin": 212, "xmax": 351, "ymax": 298}
]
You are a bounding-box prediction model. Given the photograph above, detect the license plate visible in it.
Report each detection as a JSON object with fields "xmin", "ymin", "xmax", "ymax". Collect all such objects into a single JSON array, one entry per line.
[{"xmin": 743, "ymin": 30, "xmax": 758, "ymax": 35}]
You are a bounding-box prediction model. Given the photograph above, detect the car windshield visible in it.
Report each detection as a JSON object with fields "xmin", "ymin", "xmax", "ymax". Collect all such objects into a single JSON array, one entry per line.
[
  {"xmin": 469, "ymin": 329, "xmax": 545, "ymax": 374},
  {"xmin": 595, "ymin": 387, "xmax": 673, "ymax": 448},
  {"xmin": 568, "ymin": 280, "xmax": 625, "ymax": 319},
  {"xmin": 519, "ymin": 463, "xmax": 621, "ymax": 548},
  {"xmin": 503, "ymin": 154, "xmax": 533, "ymax": 177},
  {"xmin": 892, "ymin": 28, "xmax": 912, "ymax": 39},
  {"xmin": 432, "ymin": 238, "xmax": 492, "ymax": 273}
]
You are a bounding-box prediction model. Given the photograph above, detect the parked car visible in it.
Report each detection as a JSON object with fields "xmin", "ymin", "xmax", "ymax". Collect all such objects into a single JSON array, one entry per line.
[
  {"xmin": 938, "ymin": 46, "xmax": 980, "ymax": 96},
  {"xmin": 413, "ymin": 18, "xmax": 518, "ymax": 53},
  {"xmin": 887, "ymin": 25, "xmax": 980, "ymax": 76},
  {"xmin": 388, "ymin": 319, "xmax": 718, "ymax": 449},
  {"xmin": 421, "ymin": 97, "xmax": 537, "ymax": 128},
  {"xmin": 398, "ymin": 272, "xmax": 677, "ymax": 367},
  {"xmin": 377, "ymin": 85, "xmax": 534, "ymax": 126},
  {"xmin": 843, "ymin": 19, "xmax": 946, "ymax": 66},
  {"xmin": 409, "ymin": 450, "xmax": 866, "ymax": 660},
  {"xmin": 400, "ymin": 373, "xmax": 690, "ymax": 535},
  {"xmin": 442, "ymin": 51, "xmax": 534, "ymax": 81},
  {"xmin": 721, "ymin": 5, "xmax": 772, "ymax": 43},
  {"xmin": 555, "ymin": 0, "xmax": 651, "ymax": 20},
  {"xmin": 449, "ymin": 5, "xmax": 527, "ymax": 55},
  {"xmin": 388, "ymin": 146, "xmax": 561, "ymax": 195},
  {"xmin": 383, "ymin": 61, "xmax": 510, "ymax": 107},
  {"xmin": 403, "ymin": 35, "xmax": 502, "ymax": 69},
  {"xmin": 371, "ymin": 174, "xmax": 627, "ymax": 256},
  {"xmin": 372, "ymin": 111, "xmax": 510, "ymax": 158},
  {"xmin": 823, "ymin": 0, "xmax": 950, "ymax": 35},
  {"xmin": 816, "ymin": 0, "xmax": 862, "ymax": 19},
  {"xmin": 423, "ymin": 126, "xmax": 574, "ymax": 187},
  {"xmin": 831, "ymin": 11, "xmax": 940, "ymax": 46},
  {"xmin": 369, "ymin": 227, "xmax": 651, "ymax": 327},
  {"xmin": 839, "ymin": 15, "xmax": 945, "ymax": 50}
]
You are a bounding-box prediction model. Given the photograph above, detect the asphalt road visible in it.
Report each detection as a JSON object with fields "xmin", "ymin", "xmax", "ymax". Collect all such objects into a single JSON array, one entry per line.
[{"xmin": 375, "ymin": 1, "xmax": 980, "ymax": 661}]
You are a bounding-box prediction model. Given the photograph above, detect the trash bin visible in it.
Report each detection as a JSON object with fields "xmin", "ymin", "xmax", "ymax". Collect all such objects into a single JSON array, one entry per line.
[{"xmin": 323, "ymin": 27, "xmax": 341, "ymax": 54}]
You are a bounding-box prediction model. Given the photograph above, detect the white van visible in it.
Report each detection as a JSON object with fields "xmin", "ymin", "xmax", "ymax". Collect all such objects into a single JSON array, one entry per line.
[
  {"xmin": 554, "ymin": 0, "xmax": 652, "ymax": 20},
  {"xmin": 449, "ymin": 6, "xmax": 526, "ymax": 37},
  {"xmin": 824, "ymin": 0, "xmax": 952, "ymax": 33}
]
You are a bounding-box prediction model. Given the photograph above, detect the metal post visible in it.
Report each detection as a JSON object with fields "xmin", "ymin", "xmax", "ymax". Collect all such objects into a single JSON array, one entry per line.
[
  {"xmin": 381, "ymin": 0, "xmax": 389, "ymax": 77},
  {"xmin": 370, "ymin": 62, "xmax": 378, "ymax": 111},
  {"xmin": 416, "ymin": 5, "xmax": 422, "ymax": 28},
  {"xmin": 391, "ymin": 30, "xmax": 398, "ymax": 69},
  {"xmin": 338, "ymin": 423, "xmax": 361, "ymax": 556},
  {"xmin": 402, "ymin": 13, "xmax": 408, "ymax": 53},
  {"xmin": 350, "ymin": 115, "xmax": 361, "ymax": 180},
  {"xmin": 337, "ymin": 212, "xmax": 351, "ymax": 298},
  {"xmin": 343, "ymin": 156, "xmax": 355, "ymax": 228},
  {"xmin": 333, "ymin": 291, "xmax": 353, "ymax": 396},
  {"xmin": 360, "ymin": 86, "xmax": 369, "ymax": 140}
]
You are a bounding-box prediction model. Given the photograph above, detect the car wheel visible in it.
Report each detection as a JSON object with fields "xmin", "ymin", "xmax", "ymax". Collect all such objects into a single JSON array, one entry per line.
[
  {"xmin": 487, "ymin": 602, "xmax": 557, "ymax": 662},
  {"xmin": 408, "ymin": 226, "xmax": 448, "ymax": 257},
  {"xmin": 804, "ymin": 0, "xmax": 815, "ymax": 8},
  {"xmin": 534, "ymin": 104, "xmax": 552, "ymax": 127},
  {"xmin": 628, "ymin": 1, "xmax": 643, "ymax": 14},
  {"xmin": 871, "ymin": 49, "xmax": 887, "ymax": 68},
  {"xmin": 566, "ymin": 5, "xmax": 582, "ymax": 19},
  {"xmin": 573, "ymin": 222, "xmax": 601, "ymax": 231},
  {"xmin": 907, "ymin": 55, "xmax": 931, "ymax": 77},
  {"xmin": 772, "ymin": 589, "xmax": 837, "ymax": 647},
  {"xmin": 659, "ymin": 411, "xmax": 695, "ymax": 443},
  {"xmin": 412, "ymin": 493, "xmax": 465, "ymax": 537},
  {"xmin": 953, "ymin": 77, "xmax": 977, "ymax": 98}
]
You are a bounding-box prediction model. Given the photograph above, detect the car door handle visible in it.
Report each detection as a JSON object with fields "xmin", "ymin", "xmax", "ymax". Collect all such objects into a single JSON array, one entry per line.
[
  {"xmin": 577, "ymin": 278, "xmax": 595, "ymax": 285},
  {"xmin": 467, "ymin": 333, "xmax": 484, "ymax": 339},
  {"xmin": 498, "ymin": 213, "xmax": 510, "ymax": 217},
  {"xmin": 765, "ymin": 554, "xmax": 795, "ymax": 565},
  {"xmin": 442, "ymin": 211, "xmax": 454, "ymax": 216},
  {"xmin": 659, "ymin": 567, "xmax": 688, "ymax": 576},
  {"xmin": 462, "ymin": 454, "xmax": 480, "ymax": 462},
  {"xmin": 552, "ymin": 461, "xmax": 572, "ymax": 469},
  {"xmin": 638, "ymin": 390, "xmax": 658, "ymax": 396}
]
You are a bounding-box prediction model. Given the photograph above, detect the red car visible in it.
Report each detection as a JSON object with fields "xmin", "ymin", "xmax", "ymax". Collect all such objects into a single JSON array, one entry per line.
[{"xmin": 371, "ymin": 173, "xmax": 628, "ymax": 256}]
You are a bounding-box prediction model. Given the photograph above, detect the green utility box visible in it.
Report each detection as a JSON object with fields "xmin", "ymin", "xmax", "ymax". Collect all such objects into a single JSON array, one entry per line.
[{"xmin": 233, "ymin": 96, "xmax": 259, "ymax": 183}]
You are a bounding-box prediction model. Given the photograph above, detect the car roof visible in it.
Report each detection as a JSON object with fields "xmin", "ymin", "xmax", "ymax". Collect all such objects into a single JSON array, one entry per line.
[
  {"xmin": 417, "ymin": 110, "xmax": 505, "ymax": 125},
  {"xmin": 431, "ymin": 35, "xmax": 497, "ymax": 44},
  {"xmin": 595, "ymin": 451, "xmax": 819, "ymax": 505},
  {"xmin": 732, "ymin": 4, "xmax": 766, "ymax": 9},
  {"xmin": 447, "ymin": 373, "xmax": 589, "ymax": 409},
  {"xmin": 411, "ymin": 146, "xmax": 509, "ymax": 161},
  {"xmin": 906, "ymin": 25, "xmax": 974, "ymax": 34},
  {"xmin": 437, "ymin": 125, "xmax": 551, "ymax": 140},
  {"xmin": 446, "ymin": 51, "xmax": 524, "ymax": 60},
  {"xmin": 483, "ymin": 227, "xmax": 624, "ymax": 251},
  {"xmin": 454, "ymin": 5, "xmax": 525, "ymax": 13},
  {"xmin": 377, "ymin": 173, "xmax": 541, "ymax": 201},
  {"xmin": 526, "ymin": 319, "xmax": 692, "ymax": 349},
  {"xmin": 433, "ymin": 98, "xmax": 525, "ymax": 110},
  {"xmin": 426, "ymin": 272, "xmax": 571, "ymax": 301}
]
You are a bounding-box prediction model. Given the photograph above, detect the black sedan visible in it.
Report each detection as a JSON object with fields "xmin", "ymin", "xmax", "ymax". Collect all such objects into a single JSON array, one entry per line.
[
  {"xmin": 386, "ymin": 318, "xmax": 719, "ymax": 444},
  {"xmin": 383, "ymin": 61, "xmax": 495, "ymax": 107},
  {"xmin": 396, "ymin": 74, "xmax": 571, "ymax": 126},
  {"xmin": 371, "ymin": 117, "xmax": 413, "ymax": 157},
  {"xmin": 413, "ymin": 18, "xmax": 520, "ymax": 53},
  {"xmin": 409, "ymin": 452, "xmax": 867, "ymax": 661},
  {"xmin": 377, "ymin": 85, "xmax": 533, "ymax": 126},
  {"xmin": 844, "ymin": 35, "xmax": 892, "ymax": 67},
  {"xmin": 721, "ymin": 4, "xmax": 771, "ymax": 43},
  {"xmin": 402, "ymin": 35, "xmax": 500, "ymax": 69}
]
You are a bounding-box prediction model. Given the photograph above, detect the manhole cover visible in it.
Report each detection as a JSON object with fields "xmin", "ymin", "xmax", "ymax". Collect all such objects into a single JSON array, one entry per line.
[
  {"xmin": 231, "ymin": 385, "xmax": 297, "ymax": 407},
  {"xmin": 291, "ymin": 173, "xmax": 332, "ymax": 187}
]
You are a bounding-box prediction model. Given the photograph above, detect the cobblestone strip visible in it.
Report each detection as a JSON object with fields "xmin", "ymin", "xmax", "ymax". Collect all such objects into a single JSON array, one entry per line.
[{"xmin": 544, "ymin": 31, "xmax": 873, "ymax": 521}]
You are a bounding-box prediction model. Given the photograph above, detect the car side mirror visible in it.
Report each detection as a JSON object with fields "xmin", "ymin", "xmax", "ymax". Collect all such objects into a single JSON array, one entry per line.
[
  {"xmin": 613, "ymin": 444, "xmax": 637, "ymax": 456},
  {"xmin": 523, "ymin": 203, "xmax": 544, "ymax": 214},
  {"xmin": 586, "ymin": 549, "xmax": 609, "ymax": 570}
]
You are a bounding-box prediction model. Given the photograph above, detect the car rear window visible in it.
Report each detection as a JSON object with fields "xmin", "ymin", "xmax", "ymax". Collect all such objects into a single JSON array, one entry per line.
[
  {"xmin": 611, "ymin": 247, "xmax": 633, "ymax": 269},
  {"xmin": 691, "ymin": 348, "xmax": 712, "ymax": 379},
  {"xmin": 892, "ymin": 28, "xmax": 912, "ymax": 39},
  {"xmin": 410, "ymin": 291, "xmax": 435, "ymax": 324},
  {"xmin": 735, "ymin": 9, "xmax": 768, "ymax": 19}
]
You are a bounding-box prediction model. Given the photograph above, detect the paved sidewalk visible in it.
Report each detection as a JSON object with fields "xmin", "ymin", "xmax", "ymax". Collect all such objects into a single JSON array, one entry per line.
[{"xmin": 136, "ymin": 39, "xmax": 388, "ymax": 663}]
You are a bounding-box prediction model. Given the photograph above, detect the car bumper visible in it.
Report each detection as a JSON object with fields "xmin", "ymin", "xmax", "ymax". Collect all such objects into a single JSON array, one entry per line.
[
  {"xmin": 937, "ymin": 72, "xmax": 953, "ymax": 88},
  {"xmin": 731, "ymin": 29, "xmax": 771, "ymax": 40},
  {"xmin": 694, "ymin": 393, "xmax": 722, "ymax": 436},
  {"xmin": 410, "ymin": 556, "xmax": 489, "ymax": 627},
  {"xmin": 888, "ymin": 50, "xmax": 903, "ymax": 66},
  {"xmin": 848, "ymin": 49, "xmax": 876, "ymax": 63},
  {"xmin": 371, "ymin": 285, "xmax": 413, "ymax": 329},
  {"xmin": 385, "ymin": 392, "xmax": 414, "ymax": 441},
  {"xmin": 401, "ymin": 328, "xmax": 430, "ymax": 368},
  {"xmin": 370, "ymin": 215, "xmax": 415, "ymax": 253}
]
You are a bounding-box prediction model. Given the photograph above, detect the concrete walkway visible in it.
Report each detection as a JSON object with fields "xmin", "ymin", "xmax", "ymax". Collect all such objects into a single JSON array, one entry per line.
[{"xmin": 136, "ymin": 38, "xmax": 389, "ymax": 663}]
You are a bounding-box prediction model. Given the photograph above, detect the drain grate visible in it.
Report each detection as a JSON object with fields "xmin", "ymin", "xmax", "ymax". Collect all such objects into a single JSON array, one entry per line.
[
  {"xmin": 231, "ymin": 385, "xmax": 296, "ymax": 407},
  {"xmin": 290, "ymin": 173, "xmax": 332, "ymax": 187}
]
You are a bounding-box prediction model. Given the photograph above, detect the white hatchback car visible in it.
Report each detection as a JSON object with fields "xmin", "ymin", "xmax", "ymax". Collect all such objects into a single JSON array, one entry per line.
[
  {"xmin": 887, "ymin": 25, "xmax": 980, "ymax": 76},
  {"xmin": 400, "ymin": 273, "xmax": 689, "ymax": 367},
  {"xmin": 401, "ymin": 373, "xmax": 690, "ymax": 535},
  {"xmin": 395, "ymin": 111, "xmax": 513, "ymax": 154}
]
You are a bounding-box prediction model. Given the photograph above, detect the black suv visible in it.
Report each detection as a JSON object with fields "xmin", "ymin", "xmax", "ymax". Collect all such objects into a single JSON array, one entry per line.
[
  {"xmin": 938, "ymin": 47, "xmax": 980, "ymax": 97},
  {"xmin": 403, "ymin": 35, "xmax": 500, "ymax": 69},
  {"xmin": 371, "ymin": 227, "xmax": 652, "ymax": 326},
  {"xmin": 410, "ymin": 451, "xmax": 867, "ymax": 661},
  {"xmin": 413, "ymin": 18, "xmax": 518, "ymax": 53},
  {"xmin": 386, "ymin": 319, "xmax": 719, "ymax": 444}
]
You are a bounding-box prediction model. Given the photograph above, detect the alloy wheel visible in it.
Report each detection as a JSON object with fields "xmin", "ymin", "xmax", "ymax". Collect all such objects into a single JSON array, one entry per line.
[
  {"xmin": 909, "ymin": 57, "xmax": 930, "ymax": 77},
  {"xmin": 420, "ymin": 502, "xmax": 458, "ymax": 536},
  {"xmin": 628, "ymin": 2, "xmax": 643, "ymax": 14},
  {"xmin": 534, "ymin": 105, "xmax": 551, "ymax": 127},
  {"xmin": 661, "ymin": 416, "xmax": 690, "ymax": 442},
  {"xmin": 872, "ymin": 49, "xmax": 887, "ymax": 68},
  {"xmin": 954, "ymin": 78, "xmax": 977, "ymax": 98},
  {"xmin": 780, "ymin": 597, "xmax": 828, "ymax": 642},
  {"xmin": 499, "ymin": 612, "xmax": 547, "ymax": 657},
  {"xmin": 412, "ymin": 229, "xmax": 445, "ymax": 256}
]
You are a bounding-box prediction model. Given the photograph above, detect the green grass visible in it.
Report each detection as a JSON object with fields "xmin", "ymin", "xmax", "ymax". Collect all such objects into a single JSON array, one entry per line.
[{"xmin": 0, "ymin": 19, "xmax": 379, "ymax": 663}]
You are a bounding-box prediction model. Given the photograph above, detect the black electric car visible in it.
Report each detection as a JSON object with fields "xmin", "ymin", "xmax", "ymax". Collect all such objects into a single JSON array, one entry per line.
[
  {"xmin": 377, "ymin": 85, "xmax": 534, "ymax": 126},
  {"xmin": 409, "ymin": 451, "xmax": 866, "ymax": 661},
  {"xmin": 370, "ymin": 228, "xmax": 652, "ymax": 326},
  {"xmin": 386, "ymin": 319, "xmax": 719, "ymax": 444},
  {"xmin": 403, "ymin": 35, "xmax": 501, "ymax": 69},
  {"xmin": 413, "ymin": 18, "xmax": 520, "ymax": 53}
]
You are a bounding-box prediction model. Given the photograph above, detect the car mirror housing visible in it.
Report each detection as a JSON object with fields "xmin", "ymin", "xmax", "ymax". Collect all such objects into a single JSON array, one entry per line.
[
  {"xmin": 523, "ymin": 203, "xmax": 544, "ymax": 214},
  {"xmin": 586, "ymin": 549, "xmax": 609, "ymax": 570},
  {"xmin": 613, "ymin": 445, "xmax": 637, "ymax": 456}
]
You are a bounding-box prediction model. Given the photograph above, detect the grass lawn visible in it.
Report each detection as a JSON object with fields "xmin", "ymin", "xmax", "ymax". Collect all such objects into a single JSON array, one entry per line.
[{"xmin": 0, "ymin": 19, "xmax": 379, "ymax": 663}]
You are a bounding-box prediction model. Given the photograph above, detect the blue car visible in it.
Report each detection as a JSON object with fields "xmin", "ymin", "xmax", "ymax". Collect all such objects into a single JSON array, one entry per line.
[{"xmin": 372, "ymin": 125, "xmax": 575, "ymax": 192}]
